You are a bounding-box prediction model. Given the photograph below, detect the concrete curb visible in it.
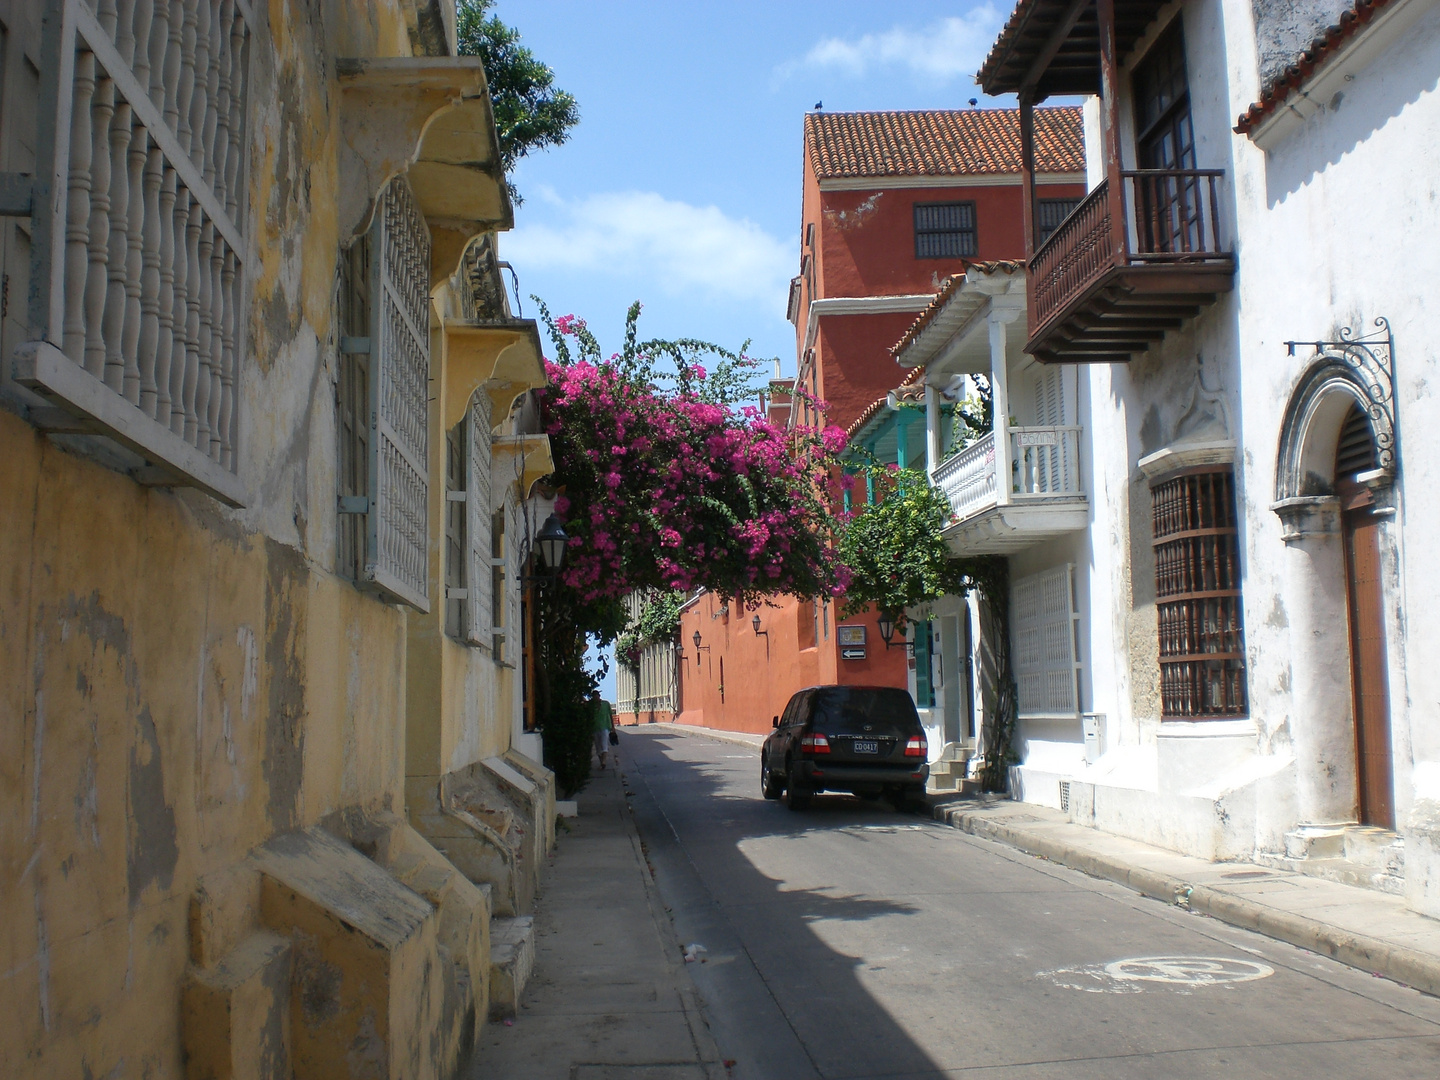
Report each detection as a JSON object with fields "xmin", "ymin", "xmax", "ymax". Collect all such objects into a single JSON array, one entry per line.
[{"xmin": 937, "ymin": 803, "xmax": 1440, "ymax": 999}]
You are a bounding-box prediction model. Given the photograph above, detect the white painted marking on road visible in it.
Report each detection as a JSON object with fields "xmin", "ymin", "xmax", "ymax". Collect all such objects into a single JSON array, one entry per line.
[
  {"xmin": 1040, "ymin": 955, "xmax": 1274, "ymax": 994},
  {"xmin": 1105, "ymin": 956, "xmax": 1274, "ymax": 985}
]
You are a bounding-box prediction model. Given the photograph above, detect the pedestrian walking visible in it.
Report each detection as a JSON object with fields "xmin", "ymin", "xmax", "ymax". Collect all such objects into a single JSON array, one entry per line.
[{"xmin": 592, "ymin": 693, "xmax": 615, "ymax": 769}]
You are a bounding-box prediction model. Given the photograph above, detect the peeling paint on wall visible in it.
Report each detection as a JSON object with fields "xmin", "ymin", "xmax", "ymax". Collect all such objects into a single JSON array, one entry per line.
[
  {"xmin": 264, "ymin": 540, "xmax": 309, "ymax": 831},
  {"xmin": 128, "ymin": 706, "xmax": 180, "ymax": 909},
  {"xmin": 824, "ymin": 192, "xmax": 885, "ymax": 231}
]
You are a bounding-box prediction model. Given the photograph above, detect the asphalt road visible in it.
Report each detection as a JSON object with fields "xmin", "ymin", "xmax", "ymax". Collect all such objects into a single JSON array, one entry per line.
[{"xmin": 619, "ymin": 727, "xmax": 1440, "ymax": 1080}]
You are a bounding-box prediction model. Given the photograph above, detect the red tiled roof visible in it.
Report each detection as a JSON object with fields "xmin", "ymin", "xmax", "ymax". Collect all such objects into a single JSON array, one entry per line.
[
  {"xmin": 846, "ymin": 366, "xmax": 926, "ymax": 441},
  {"xmin": 890, "ymin": 261, "xmax": 1026, "ymax": 358},
  {"xmin": 1235, "ymin": 0, "xmax": 1395, "ymax": 135},
  {"xmin": 804, "ymin": 107, "xmax": 1085, "ymax": 180}
]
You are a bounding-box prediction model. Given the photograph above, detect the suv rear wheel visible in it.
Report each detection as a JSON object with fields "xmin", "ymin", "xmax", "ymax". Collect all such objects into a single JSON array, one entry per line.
[
  {"xmin": 761, "ymin": 759, "xmax": 783, "ymax": 800},
  {"xmin": 784, "ymin": 761, "xmax": 811, "ymax": 811}
]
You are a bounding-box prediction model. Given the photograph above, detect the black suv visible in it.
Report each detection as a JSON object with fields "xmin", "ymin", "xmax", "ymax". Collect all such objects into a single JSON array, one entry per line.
[{"xmin": 761, "ymin": 685, "xmax": 928, "ymax": 811}]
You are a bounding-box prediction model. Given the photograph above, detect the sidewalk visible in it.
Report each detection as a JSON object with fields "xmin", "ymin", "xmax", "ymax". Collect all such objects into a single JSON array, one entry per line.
[
  {"xmin": 933, "ymin": 794, "xmax": 1440, "ymax": 998},
  {"xmin": 653, "ymin": 722, "xmax": 1440, "ymax": 999},
  {"xmin": 465, "ymin": 754, "xmax": 725, "ymax": 1080}
]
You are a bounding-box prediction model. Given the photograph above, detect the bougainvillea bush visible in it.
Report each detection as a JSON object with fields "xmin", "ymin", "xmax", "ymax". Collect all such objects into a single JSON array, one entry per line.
[{"xmin": 537, "ymin": 300, "xmax": 850, "ymax": 637}]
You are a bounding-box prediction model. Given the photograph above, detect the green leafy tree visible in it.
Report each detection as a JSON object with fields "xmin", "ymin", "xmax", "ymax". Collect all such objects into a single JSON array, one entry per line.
[
  {"xmin": 636, "ymin": 591, "xmax": 687, "ymax": 646},
  {"xmin": 838, "ymin": 467, "xmax": 967, "ymax": 621},
  {"xmin": 839, "ymin": 467, "xmax": 1018, "ymax": 791},
  {"xmin": 456, "ymin": 0, "xmax": 580, "ymax": 204}
]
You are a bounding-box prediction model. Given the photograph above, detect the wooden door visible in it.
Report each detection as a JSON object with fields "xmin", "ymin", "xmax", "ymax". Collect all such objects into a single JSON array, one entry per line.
[{"xmin": 1341, "ymin": 492, "xmax": 1394, "ymax": 829}]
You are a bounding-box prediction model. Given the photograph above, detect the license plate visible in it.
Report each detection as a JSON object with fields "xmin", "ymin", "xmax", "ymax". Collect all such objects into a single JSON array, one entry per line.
[{"xmin": 853, "ymin": 740, "xmax": 878, "ymax": 755}]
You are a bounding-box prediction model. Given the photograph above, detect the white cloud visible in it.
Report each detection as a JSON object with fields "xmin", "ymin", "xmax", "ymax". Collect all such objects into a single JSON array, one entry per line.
[
  {"xmin": 778, "ymin": 8, "xmax": 1004, "ymax": 87},
  {"xmin": 504, "ymin": 191, "xmax": 791, "ymax": 304}
]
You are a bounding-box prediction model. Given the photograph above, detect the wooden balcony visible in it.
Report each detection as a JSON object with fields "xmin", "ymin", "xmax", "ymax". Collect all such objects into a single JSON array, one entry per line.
[{"xmin": 1026, "ymin": 169, "xmax": 1235, "ymax": 364}]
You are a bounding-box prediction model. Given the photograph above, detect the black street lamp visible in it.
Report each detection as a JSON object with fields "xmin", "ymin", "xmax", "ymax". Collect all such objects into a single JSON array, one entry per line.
[
  {"xmin": 691, "ymin": 629, "xmax": 710, "ymax": 667},
  {"xmin": 751, "ymin": 614, "xmax": 768, "ymax": 638},
  {"xmin": 877, "ymin": 612, "xmax": 896, "ymax": 647},
  {"xmin": 877, "ymin": 612, "xmax": 908, "ymax": 651},
  {"xmin": 536, "ymin": 513, "xmax": 568, "ymax": 573}
]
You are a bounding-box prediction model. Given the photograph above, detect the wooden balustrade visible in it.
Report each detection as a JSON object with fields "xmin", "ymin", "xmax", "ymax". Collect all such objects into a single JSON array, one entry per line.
[{"xmin": 1025, "ymin": 168, "xmax": 1234, "ymax": 365}]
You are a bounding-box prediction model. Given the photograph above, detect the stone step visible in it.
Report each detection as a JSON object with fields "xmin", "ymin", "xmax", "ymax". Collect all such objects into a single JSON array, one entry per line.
[
  {"xmin": 1265, "ymin": 824, "xmax": 1405, "ymax": 896},
  {"xmin": 1344, "ymin": 825, "xmax": 1405, "ymax": 872},
  {"xmin": 489, "ymin": 915, "xmax": 535, "ymax": 1020},
  {"xmin": 927, "ymin": 773, "xmax": 981, "ymax": 796}
]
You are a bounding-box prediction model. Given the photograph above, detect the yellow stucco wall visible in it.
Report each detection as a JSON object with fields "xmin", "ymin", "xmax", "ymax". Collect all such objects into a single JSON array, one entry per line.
[
  {"xmin": 0, "ymin": 412, "xmax": 410, "ymax": 1076},
  {"xmin": 0, "ymin": 0, "xmax": 441, "ymax": 1074}
]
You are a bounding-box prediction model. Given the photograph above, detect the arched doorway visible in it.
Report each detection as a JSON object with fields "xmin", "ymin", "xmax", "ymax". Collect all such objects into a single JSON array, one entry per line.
[{"xmin": 1335, "ymin": 404, "xmax": 1395, "ymax": 828}]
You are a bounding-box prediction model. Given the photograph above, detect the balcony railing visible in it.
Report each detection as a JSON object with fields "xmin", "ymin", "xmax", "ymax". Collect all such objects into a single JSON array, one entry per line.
[
  {"xmin": 1027, "ymin": 169, "xmax": 1233, "ymax": 363},
  {"xmin": 14, "ymin": 0, "xmax": 253, "ymax": 505},
  {"xmin": 934, "ymin": 432, "xmax": 997, "ymax": 521},
  {"xmin": 933, "ymin": 425, "xmax": 1084, "ymax": 527},
  {"xmin": 1011, "ymin": 425, "xmax": 1081, "ymax": 496}
]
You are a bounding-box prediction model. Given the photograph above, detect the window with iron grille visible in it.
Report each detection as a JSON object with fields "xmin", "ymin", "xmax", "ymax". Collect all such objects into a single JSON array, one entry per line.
[
  {"xmin": 465, "ymin": 393, "xmax": 494, "ymax": 647},
  {"xmin": 492, "ymin": 508, "xmax": 506, "ymax": 661},
  {"xmin": 1037, "ymin": 198, "xmax": 1081, "ymax": 244},
  {"xmin": 914, "ymin": 202, "xmax": 976, "ymax": 258},
  {"xmin": 1152, "ymin": 467, "xmax": 1248, "ymax": 718},
  {"xmin": 444, "ymin": 421, "xmax": 467, "ymax": 637},
  {"xmin": 335, "ymin": 175, "xmax": 431, "ymax": 611}
]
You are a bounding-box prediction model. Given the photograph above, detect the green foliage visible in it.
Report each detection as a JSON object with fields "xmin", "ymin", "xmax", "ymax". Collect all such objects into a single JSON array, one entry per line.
[
  {"xmin": 615, "ymin": 630, "xmax": 641, "ymax": 673},
  {"xmin": 539, "ymin": 663, "xmax": 598, "ymax": 798},
  {"xmin": 838, "ymin": 468, "xmax": 970, "ymax": 620},
  {"xmin": 838, "ymin": 471, "xmax": 1018, "ymax": 791},
  {"xmin": 456, "ymin": 0, "xmax": 579, "ymax": 204},
  {"xmin": 947, "ymin": 376, "xmax": 993, "ymax": 456},
  {"xmin": 636, "ymin": 590, "xmax": 686, "ymax": 645}
]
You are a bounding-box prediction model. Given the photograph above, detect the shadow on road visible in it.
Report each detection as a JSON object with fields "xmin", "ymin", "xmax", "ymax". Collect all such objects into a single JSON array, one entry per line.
[{"xmin": 620, "ymin": 728, "xmax": 948, "ymax": 1080}]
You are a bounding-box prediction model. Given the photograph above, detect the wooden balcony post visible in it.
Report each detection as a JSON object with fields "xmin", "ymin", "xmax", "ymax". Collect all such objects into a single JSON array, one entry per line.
[
  {"xmin": 1019, "ymin": 92, "xmax": 1038, "ymax": 328},
  {"xmin": 1018, "ymin": 91, "xmax": 1037, "ymax": 260},
  {"xmin": 1096, "ymin": 0, "xmax": 1128, "ymax": 261}
]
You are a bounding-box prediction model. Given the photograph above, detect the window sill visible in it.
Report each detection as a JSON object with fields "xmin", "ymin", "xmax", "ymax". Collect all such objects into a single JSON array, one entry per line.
[{"xmin": 15, "ymin": 341, "xmax": 246, "ymax": 507}]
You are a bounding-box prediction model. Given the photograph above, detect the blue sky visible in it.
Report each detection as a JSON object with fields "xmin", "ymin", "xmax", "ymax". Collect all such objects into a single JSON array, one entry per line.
[
  {"xmin": 496, "ymin": 0, "xmax": 1017, "ymax": 379},
  {"xmin": 494, "ymin": 1, "xmax": 1018, "ymax": 698}
]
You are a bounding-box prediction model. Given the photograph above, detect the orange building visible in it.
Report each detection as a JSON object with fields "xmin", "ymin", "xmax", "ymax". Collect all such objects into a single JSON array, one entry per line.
[{"xmin": 678, "ymin": 107, "xmax": 1086, "ymax": 739}]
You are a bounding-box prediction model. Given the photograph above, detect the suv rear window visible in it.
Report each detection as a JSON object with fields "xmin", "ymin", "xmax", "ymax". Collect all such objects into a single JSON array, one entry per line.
[{"xmin": 810, "ymin": 687, "xmax": 920, "ymax": 737}]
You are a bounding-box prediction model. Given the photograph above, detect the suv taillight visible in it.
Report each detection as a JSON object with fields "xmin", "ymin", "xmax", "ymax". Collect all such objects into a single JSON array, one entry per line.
[
  {"xmin": 904, "ymin": 735, "xmax": 927, "ymax": 758},
  {"xmin": 800, "ymin": 731, "xmax": 830, "ymax": 755}
]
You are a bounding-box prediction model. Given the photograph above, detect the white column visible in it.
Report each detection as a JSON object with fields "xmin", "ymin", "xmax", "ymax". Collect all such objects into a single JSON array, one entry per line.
[
  {"xmin": 989, "ymin": 312, "xmax": 1012, "ymax": 506},
  {"xmin": 1276, "ymin": 497, "xmax": 1359, "ymax": 835},
  {"xmin": 925, "ymin": 383, "xmax": 941, "ymax": 477}
]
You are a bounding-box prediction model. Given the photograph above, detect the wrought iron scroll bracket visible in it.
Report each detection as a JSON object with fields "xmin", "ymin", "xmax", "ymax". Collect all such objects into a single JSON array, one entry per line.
[{"xmin": 1284, "ymin": 317, "xmax": 1396, "ymax": 473}]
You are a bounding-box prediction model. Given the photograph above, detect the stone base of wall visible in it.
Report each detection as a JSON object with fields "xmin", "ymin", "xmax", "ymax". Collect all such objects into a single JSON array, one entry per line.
[
  {"xmin": 183, "ymin": 811, "xmax": 488, "ymax": 1080},
  {"xmin": 615, "ymin": 709, "xmax": 677, "ymax": 727}
]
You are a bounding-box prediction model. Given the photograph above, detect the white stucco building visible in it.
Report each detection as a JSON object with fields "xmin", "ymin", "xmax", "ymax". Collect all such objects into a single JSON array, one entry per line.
[{"xmin": 903, "ymin": 0, "xmax": 1440, "ymax": 917}]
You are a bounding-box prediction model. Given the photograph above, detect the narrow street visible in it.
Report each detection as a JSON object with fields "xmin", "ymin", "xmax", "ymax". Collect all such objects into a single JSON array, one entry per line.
[{"xmin": 621, "ymin": 729, "xmax": 1440, "ymax": 1080}]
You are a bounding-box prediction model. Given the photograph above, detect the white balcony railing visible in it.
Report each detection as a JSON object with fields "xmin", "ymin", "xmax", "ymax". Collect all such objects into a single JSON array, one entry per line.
[
  {"xmin": 934, "ymin": 432, "xmax": 998, "ymax": 521},
  {"xmin": 933, "ymin": 425, "xmax": 1083, "ymax": 526},
  {"xmin": 1010, "ymin": 425, "xmax": 1081, "ymax": 496}
]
